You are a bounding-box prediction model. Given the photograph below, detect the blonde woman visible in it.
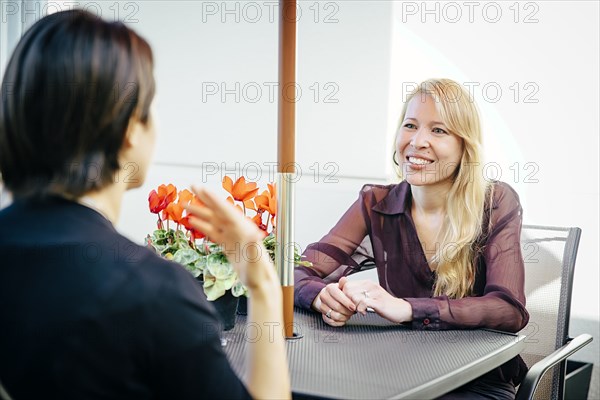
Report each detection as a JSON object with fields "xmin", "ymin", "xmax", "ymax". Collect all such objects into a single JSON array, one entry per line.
[{"xmin": 294, "ymin": 79, "xmax": 529, "ymax": 399}]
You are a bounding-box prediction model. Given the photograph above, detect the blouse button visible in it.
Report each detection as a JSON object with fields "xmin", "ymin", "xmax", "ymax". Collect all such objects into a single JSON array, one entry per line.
[{"xmin": 423, "ymin": 318, "xmax": 430, "ymax": 325}]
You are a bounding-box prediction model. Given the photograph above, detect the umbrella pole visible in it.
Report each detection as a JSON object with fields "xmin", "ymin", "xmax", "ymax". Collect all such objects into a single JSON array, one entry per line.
[{"xmin": 276, "ymin": 0, "xmax": 296, "ymax": 339}]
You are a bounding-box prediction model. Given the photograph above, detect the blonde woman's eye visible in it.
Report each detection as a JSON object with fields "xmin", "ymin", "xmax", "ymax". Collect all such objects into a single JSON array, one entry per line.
[
  {"xmin": 433, "ymin": 127, "xmax": 448, "ymax": 134},
  {"xmin": 404, "ymin": 123, "xmax": 416, "ymax": 129}
]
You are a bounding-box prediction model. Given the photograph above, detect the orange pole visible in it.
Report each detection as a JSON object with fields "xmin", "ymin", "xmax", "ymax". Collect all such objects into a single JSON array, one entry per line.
[
  {"xmin": 278, "ymin": 0, "xmax": 296, "ymax": 170},
  {"xmin": 277, "ymin": 0, "xmax": 296, "ymax": 339}
]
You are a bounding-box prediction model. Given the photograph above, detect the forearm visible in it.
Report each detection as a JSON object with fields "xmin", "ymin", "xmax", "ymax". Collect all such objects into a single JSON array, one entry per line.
[
  {"xmin": 405, "ymin": 293, "xmax": 528, "ymax": 331},
  {"xmin": 294, "ymin": 266, "xmax": 327, "ymax": 310},
  {"xmin": 246, "ymin": 263, "xmax": 291, "ymax": 400}
]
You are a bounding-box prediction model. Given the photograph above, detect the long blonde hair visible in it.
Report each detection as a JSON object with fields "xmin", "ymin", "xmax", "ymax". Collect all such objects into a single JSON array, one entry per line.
[{"xmin": 396, "ymin": 79, "xmax": 493, "ymax": 299}]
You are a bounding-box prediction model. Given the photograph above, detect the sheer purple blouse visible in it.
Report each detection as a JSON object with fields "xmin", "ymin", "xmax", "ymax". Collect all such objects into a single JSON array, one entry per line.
[{"xmin": 294, "ymin": 180, "xmax": 529, "ymax": 384}]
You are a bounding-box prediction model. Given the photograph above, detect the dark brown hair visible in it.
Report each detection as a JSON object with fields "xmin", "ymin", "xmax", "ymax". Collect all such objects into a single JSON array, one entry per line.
[{"xmin": 0, "ymin": 9, "xmax": 155, "ymax": 199}]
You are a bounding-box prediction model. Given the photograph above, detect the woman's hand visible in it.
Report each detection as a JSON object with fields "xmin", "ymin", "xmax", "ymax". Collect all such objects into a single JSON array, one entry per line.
[
  {"xmin": 186, "ymin": 186, "xmax": 290, "ymax": 400},
  {"xmin": 312, "ymin": 283, "xmax": 356, "ymax": 327},
  {"xmin": 185, "ymin": 186, "xmax": 277, "ymax": 292},
  {"xmin": 339, "ymin": 277, "xmax": 413, "ymax": 324}
]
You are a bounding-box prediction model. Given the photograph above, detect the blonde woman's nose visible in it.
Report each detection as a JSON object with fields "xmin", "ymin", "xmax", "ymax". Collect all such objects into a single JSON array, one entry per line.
[{"xmin": 409, "ymin": 128, "xmax": 430, "ymax": 149}]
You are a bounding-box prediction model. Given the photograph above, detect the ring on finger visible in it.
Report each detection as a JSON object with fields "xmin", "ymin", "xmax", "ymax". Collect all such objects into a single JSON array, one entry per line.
[{"xmin": 326, "ymin": 308, "xmax": 333, "ymax": 319}]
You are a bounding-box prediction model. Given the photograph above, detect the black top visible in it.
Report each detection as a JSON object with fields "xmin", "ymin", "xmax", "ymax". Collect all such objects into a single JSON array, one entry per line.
[{"xmin": 0, "ymin": 196, "xmax": 250, "ymax": 399}]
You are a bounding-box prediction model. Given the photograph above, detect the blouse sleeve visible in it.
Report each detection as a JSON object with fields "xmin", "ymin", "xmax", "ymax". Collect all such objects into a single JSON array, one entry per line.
[
  {"xmin": 404, "ymin": 183, "xmax": 530, "ymax": 333},
  {"xmin": 294, "ymin": 187, "xmax": 378, "ymax": 310}
]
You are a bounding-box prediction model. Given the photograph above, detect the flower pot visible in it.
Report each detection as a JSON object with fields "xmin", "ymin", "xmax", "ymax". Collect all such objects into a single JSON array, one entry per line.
[
  {"xmin": 237, "ymin": 296, "xmax": 248, "ymax": 315},
  {"xmin": 195, "ymin": 277, "xmax": 207, "ymax": 300},
  {"xmin": 211, "ymin": 291, "xmax": 239, "ymax": 331}
]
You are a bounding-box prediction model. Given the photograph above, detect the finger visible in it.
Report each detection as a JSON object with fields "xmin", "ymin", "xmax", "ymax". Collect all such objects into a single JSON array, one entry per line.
[
  {"xmin": 338, "ymin": 276, "xmax": 348, "ymax": 290},
  {"xmin": 184, "ymin": 202, "xmax": 228, "ymax": 238},
  {"xmin": 188, "ymin": 216, "xmax": 222, "ymax": 242},
  {"xmin": 322, "ymin": 313, "xmax": 346, "ymax": 327},
  {"xmin": 186, "ymin": 196, "xmax": 230, "ymax": 228},
  {"xmin": 354, "ymin": 297, "xmax": 372, "ymax": 315},
  {"xmin": 191, "ymin": 186, "xmax": 237, "ymax": 220},
  {"xmin": 339, "ymin": 280, "xmax": 356, "ymax": 298},
  {"xmin": 337, "ymin": 310, "xmax": 352, "ymax": 322},
  {"xmin": 185, "ymin": 204, "xmax": 218, "ymax": 226},
  {"xmin": 326, "ymin": 308, "xmax": 351, "ymax": 322},
  {"xmin": 184, "ymin": 200, "xmax": 209, "ymax": 217},
  {"xmin": 320, "ymin": 288, "xmax": 354, "ymax": 317},
  {"xmin": 318, "ymin": 295, "xmax": 344, "ymax": 321},
  {"xmin": 318, "ymin": 291, "xmax": 335, "ymax": 315},
  {"xmin": 327, "ymin": 285, "xmax": 356, "ymax": 313}
]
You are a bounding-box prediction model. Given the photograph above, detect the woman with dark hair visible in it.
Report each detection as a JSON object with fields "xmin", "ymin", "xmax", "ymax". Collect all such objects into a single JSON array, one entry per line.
[{"xmin": 0, "ymin": 10, "xmax": 290, "ymax": 399}]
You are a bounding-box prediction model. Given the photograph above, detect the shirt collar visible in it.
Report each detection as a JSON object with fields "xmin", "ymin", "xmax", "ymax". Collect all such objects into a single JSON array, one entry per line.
[
  {"xmin": 372, "ymin": 180, "xmax": 500, "ymax": 216},
  {"xmin": 372, "ymin": 181, "xmax": 412, "ymax": 215}
]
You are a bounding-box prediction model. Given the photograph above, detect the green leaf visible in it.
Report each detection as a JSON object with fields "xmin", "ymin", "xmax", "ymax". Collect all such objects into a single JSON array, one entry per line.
[
  {"xmin": 173, "ymin": 248, "xmax": 200, "ymax": 265},
  {"xmin": 171, "ymin": 248, "xmax": 201, "ymax": 278},
  {"xmin": 231, "ymin": 279, "xmax": 247, "ymax": 297},
  {"xmin": 205, "ymin": 254, "xmax": 235, "ymax": 280},
  {"xmin": 203, "ymin": 280, "xmax": 226, "ymax": 301},
  {"xmin": 183, "ymin": 264, "xmax": 202, "ymax": 278},
  {"xmin": 261, "ymin": 233, "xmax": 313, "ymax": 267},
  {"xmin": 203, "ymin": 272, "xmax": 236, "ymax": 301},
  {"xmin": 195, "ymin": 254, "xmax": 207, "ymax": 272}
]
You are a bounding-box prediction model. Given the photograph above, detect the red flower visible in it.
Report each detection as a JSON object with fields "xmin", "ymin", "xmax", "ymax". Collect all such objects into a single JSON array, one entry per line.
[
  {"xmin": 180, "ymin": 216, "xmax": 205, "ymax": 241},
  {"xmin": 148, "ymin": 184, "xmax": 177, "ymax": 214},
  {"xmin": 163, "ymin": 202, "xmax": 184, "ymax": 224},
  {"xmin": 222, "ymin": 176, "xmax": 259, "ymax": 202},
  {"xmin": 178, "ymin": 189, "xmax": 194, "ymax": 205},
  {"xmin": 255, "ymin": 183, "xmax": 277, "ymax": 216},
  {"xmin": 251, "ymin": 214, "xmax": 268, "ymax": 237},
  {"xmin": 180, "ymin": 191, "xmax": 205, "ymax": 241}
]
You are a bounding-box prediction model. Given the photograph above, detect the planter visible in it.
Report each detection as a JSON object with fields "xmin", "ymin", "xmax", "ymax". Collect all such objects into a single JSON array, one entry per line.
[
  {"xmin": 565, "ymin": 360, "xmax": 592, "ymax": 400},
  {"xmin": 211, "ymin": 290, "xmax": 239, "ymax": 331},
  {"xmin": 195, "ymin": 276, "xmax": 206, "ymax": 298},
  {"xmin": 237, "ymin": 296, "xmax": 248, "ymax": 315}
]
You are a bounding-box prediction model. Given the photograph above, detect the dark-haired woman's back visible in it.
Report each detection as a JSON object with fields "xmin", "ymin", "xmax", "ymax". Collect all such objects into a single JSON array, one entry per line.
[{"xmin": 0, "ymin": 196, "xmax": 250, "ymax": 399}]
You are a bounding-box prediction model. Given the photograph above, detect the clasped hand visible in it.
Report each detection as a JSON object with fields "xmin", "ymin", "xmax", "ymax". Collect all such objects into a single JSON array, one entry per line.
[{"xmin": 313, "ymin": 277, "xmax": 412, "ymax": 327}]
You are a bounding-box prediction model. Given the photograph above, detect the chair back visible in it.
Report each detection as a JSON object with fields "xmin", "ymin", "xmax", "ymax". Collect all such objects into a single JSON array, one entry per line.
[{"xmin": 519, "ymin": 225, "xmax": 581, "ymax": 400}]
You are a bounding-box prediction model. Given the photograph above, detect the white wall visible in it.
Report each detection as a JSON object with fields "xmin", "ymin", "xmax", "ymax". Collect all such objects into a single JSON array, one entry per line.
[
  {"xmin": 104, "ymin": 0, "xmax": 393, "ymax": 250},
  {"xmin": 1, "ymin": 0, "xmax": 598, "ymax": 381}
]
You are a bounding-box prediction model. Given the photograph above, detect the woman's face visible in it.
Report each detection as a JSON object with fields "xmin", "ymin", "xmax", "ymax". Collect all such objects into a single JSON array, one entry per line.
[
  {"xmin": 396, "ymin": 94, "xmax": 463, "ymax": 187},
  {"xmin": 123, "ymin": 102, "xmax": 157, "ymax": 190}
]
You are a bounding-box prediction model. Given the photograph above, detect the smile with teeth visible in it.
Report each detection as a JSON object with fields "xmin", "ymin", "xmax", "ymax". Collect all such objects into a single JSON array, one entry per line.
[{"xmin": 408, "ymin": 156, "xmax": 434, "ymax": 165}]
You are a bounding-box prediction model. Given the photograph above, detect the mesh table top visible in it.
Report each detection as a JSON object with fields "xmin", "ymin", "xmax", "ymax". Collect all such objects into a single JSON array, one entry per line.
[{"xmin": 221, "ymin": 308, "xmax": 526, "ymax": 399}]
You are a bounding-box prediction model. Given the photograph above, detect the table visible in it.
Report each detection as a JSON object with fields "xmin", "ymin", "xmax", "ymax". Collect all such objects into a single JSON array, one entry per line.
[{"xmin": 221, "ymin": 308, "xmax": 526, "ymax": 399}]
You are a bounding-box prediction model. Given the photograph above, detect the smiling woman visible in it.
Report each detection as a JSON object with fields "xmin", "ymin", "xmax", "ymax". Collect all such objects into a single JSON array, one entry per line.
[
  {"xmin": 395, "ymin": 80, "xmax": 491, "ymax": 299},
  {"xmin": 295, "ymin": 78, "xmax": 529, "ymax": 400}
]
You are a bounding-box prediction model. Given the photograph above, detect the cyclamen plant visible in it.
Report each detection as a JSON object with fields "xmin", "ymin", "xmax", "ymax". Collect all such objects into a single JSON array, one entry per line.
[{"xmin": 146, "ymin": 178, "xmax": 311, "ymax": 301}]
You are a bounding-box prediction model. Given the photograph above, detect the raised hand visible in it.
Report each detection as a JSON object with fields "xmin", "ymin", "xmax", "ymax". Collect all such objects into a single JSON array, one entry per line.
[
  {"xmin": 185, "ymin": 186, "xmax": 290, "ymax": 399},
  {"xmin": 185, "ymin": 186, "xmax": 275, "ymax": 292}
]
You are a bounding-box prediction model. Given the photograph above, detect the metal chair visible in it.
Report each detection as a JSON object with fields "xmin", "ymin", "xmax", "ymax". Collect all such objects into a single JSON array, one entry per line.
[{"xmin": 516, "ymin": 225, "xmax": 593, "ymax": 400}]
